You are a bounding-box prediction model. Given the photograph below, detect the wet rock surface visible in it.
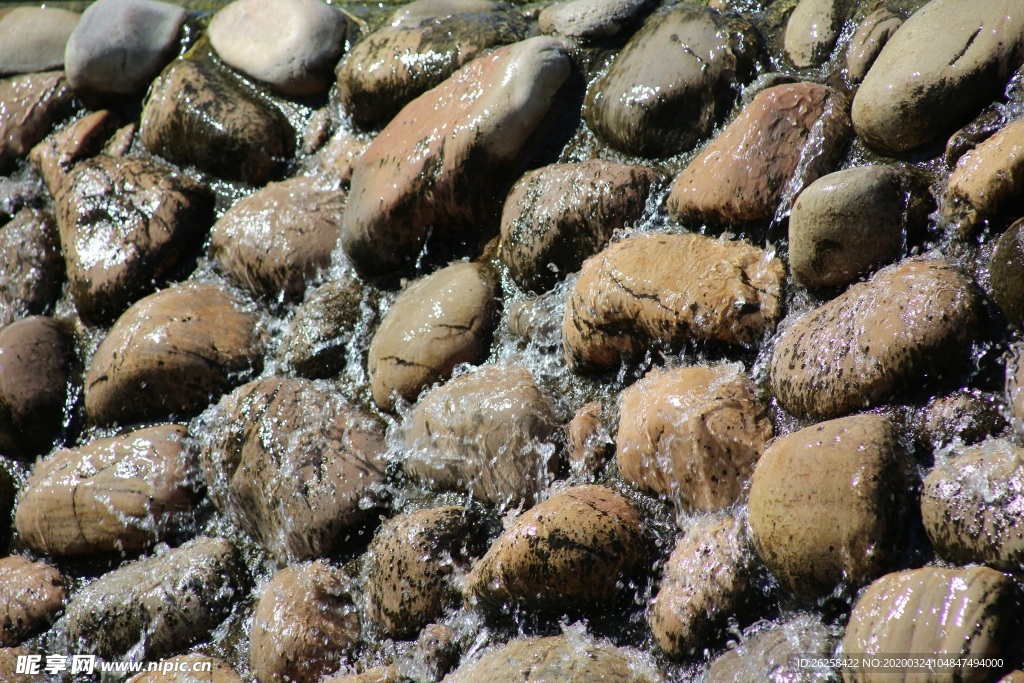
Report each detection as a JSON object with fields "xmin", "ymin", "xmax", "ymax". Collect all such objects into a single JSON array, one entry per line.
[
  {"xmin": 0, "ymin": 8, "xmax": 79, "ymax": 77},
  {"xmin": 0, "ymin": 208, "xmax": 63, "ymax": 327},
  {"xmin": 944, "ymin": 119, "xmax": 1024, "ymax": 238},
  {"xmin": 917, "ymin": 390, "xmax": 1007, "ymax": 448},
  {"xmin": 127, "ymin": 655, "xmax": 242, "ymax": 683},
  {"xmin": 0, "ymin": 72, "xmax": 74, "ymax": 172},
  {"xmin": 538, "ymin": 0, "xmax": 653, "ymax": 41},
  {"xmin": 992, "ymin": 218, "xmax": 1024, "ymax": 324},
  {"xmin": 0, "ymin": 556, "xmax": 65, "ymax": 647},
  {"xmin": 784, "ymin": 0, "xmax": 842, "ymax": 68},
  {"xmin": 30, "ymin": 109, "xmax": 121, "ymax": 196},
  {"xmin": 706, "ymin": 616, "xmax": 836, "ymax": 681},
  {"xmin": 845, "ymin": 8, "xmax": 902, "ymax": 83},
  {"xmin": 566, "ymin": 401, "xmax": 613, "ymax": 479}
]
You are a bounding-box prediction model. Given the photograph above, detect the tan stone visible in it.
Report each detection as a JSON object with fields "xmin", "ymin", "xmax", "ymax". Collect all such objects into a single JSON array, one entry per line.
[
  {"xmin": 845, "ymin": 8, "xmax": 902, "ymax": 83},
  {"xmin": 944, "ymin": 119, "xmax": 1024, "ymax": 237},
  {"xmin": 126, "ymin": 655, "xmax": 242, "ymax": 683},
  {"xmin": 0, "ymin": 72, "xmax": 74, "ymax": 172},
  {"xmin": 0, "ymin": 557, "xmax": 64, "ymax": 646}
]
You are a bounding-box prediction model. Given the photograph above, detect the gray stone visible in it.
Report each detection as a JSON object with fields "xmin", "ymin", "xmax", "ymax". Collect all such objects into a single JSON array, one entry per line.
[
  {"xmin": 538, "ymin": 0, "xmax": 653, "ymax": 40},
  {"xmin": 784, "ymin": 0, "xmax": 842, "ymax": 68},
  {"xmin": 0, "ymin": 8, "xmax": 80, "ymax": 77}
]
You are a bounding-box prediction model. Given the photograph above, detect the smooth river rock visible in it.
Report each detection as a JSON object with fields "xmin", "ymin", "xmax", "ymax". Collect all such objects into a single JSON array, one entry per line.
[
  {"xmin": 566, "ymin": 401, "xmax": 613, "ymax": 479},
  {"xmin": 943, "ymin": 119, "xmax": 1024, "ymax": 238},
  {"xmin": 707, "ymin": 616, "xmax": 837, "ymax": 681},
  {"xmin": 538, "ymin": 0, "xmax": 653, "ymax": 41},
  {"xmin": 917, "ymin": 390, "xmax": 1007, "ymax": 448},
  {"xmin": 991, "ymin": 218, "xmax": 1024, "ymax": 324},
  {"xmin": 0, "ymin": 556, "xmax": 65, "ymax": 647},
  {"xmin": 769, "ymin": 257, "xmax": 981, "ymax": 420},
  {"xmin": 0, "ymin": 72, "xmax": 74, "ymax": 172},
  {"xmin": 616, "ymin": 364, "xmax": 772, "ymax": 513},
  {"xmin": 563, "ymin": 233, "xmax": 785, "ymax": 372},
  {"xmin": 845, "ymin": 8, "xmax": 902, "ymax": 83},
  {"xmin": 784, "ymin": 0, "xmax": 842, "ymax": 68},
  {"xmin": 29, "ymin": 109, "xmax": 122, "ymax": 197},
  {"xmin": 0, "ymin": 8, "xmax": 79, "ymax": 77},
  {"xmin": 0, "ymin": 209, "xmax": 63, "ymax": 327}
]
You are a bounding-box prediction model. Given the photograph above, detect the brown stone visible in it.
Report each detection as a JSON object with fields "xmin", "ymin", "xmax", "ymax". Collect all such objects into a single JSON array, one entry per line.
[
  {"xmin": 944, "ymin": 119, "xmax": 1024, "ymax": 238},
  {"xmin": 566, "ymin": 401, "xmax": 613, "ymax": 479},
  {"xmin": 0, "ymin": 209, "xmax": 63, "ymax": 328},
  {"xmin": 916, "ymin": 390, "xmax": 1006, "ymax": 448},
  {"xmin": 127, "ymin": 655, "xmax": 242, "ymax": 683},
  {"xmin": 707, "ymin": 616, "xmax": 836, "ymax": 681},
  {"xmin": 29, "ymin": 109, "xmax": 120, "ymax": 196},
  {"xmin": 0, "ymin": 72, "xmax": 74, "ymax": 172},
  {"xmin": 783, "ymin": 0, "xmax": 842, "ymax": 68},
  {"xmin": 0, "ymin": 557, "xmax": 64, "ymax": 647}
]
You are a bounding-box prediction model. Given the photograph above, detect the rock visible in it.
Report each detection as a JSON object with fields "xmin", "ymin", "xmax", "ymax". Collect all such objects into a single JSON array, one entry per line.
[
  {"xmin": 323, "ymin": 667, "xmax": 398, "ymax": 683},
  {"xmin": 0, "ymin": 316, "xmax": 73, "ymax": 458},
  {"xmin": 103, "ymin": 122, "xmax": 136, "ymax": 157},
  {"xmin": 15, "ymin": 425, "xmax": 199, "ymax": 557},
  {"xmin": 706, "ymin": 616, "xmax": 837, "ymax": 681},
  {"xmin": 992, "ymin": 218, "xmax": 1024, "ymax": 324},
  {"xmin": 84, "ymin": 282, "xmax": 262, "ymax": 427},
  {"xmin": 209, "ymin": 0, "xmax": 347, "ymax": 97},
  {"xmin": 336, "ymin": 4, "xmax": 530, "ymax": 127},
  {"xmin": 278, "ymin": 276, "xmax": 374, "ymax": 379},
  {"xmin": 851, "ymin": 0, "xmax": 1024, "ymax": 154},
  {"xmin": 616, "ymin": 364, "xmax": 772, "ymax": 512},
  {"xmin": 29, "ymin": 109, "xmax": 121, "ymax": 196},
  {"xmin": 140, "ymin": 57, "xmax": 295, "ymax": 185},
  {"xmin": 0, "ymin": 177, "xmax": 44, "ymax": 225},
  {"xmin": 499, "ymin": 161, "xmax": 662, "ymax": 293},
  {"xmin": 310, "ymin": 130, "xmax": 369, "ymax": 186},
  {"xmin": 1010, "ymin": 345, "xmax": 1024, "ymax": 435},
  {"xmin": 0, "ymin": 72, "xmax": 74, "ymax": 172},
  {"xmin": 769, "ymin": 258, "xmax": 981, "ymax": 420},
  {"xmin": 0, "ymin": 647, "xmax": 36, "ymax": 683},
  {"xmin": 917, "ymin": 390, "xmax": 1007, "ymax": 448},
  {"xmin": 399, "ymin": 624, "xmax": 461, "ymax": 682},
  {"xmin": 466, "ymin": 485, "xmax": 649, "ymax": 617},
  {"xmin": 402, "ymin": 365, "xmax": 561, "ymax": 507},
  {"xmin": 65, "ymin": 0, "xmax": 186, "ymax": 97},
  {"xmin": 583, "ymin": 5, "xmax": 760, "ymax": 158},
  {"xmin": 127, "ymin": 655, "xmax": 242, "ymax": 683},
  {"xmin": 667, "ymin": 82, "xmax": 849, "ymax": 226},
  {"xmin": 0, "ymin": 557, "xmax": 65, "ymax": 646},
  {"xmin": 747, "ymin": 414, "xmax": 909, "ymax": 601},
  {"xmin": 844, "ymin": 566, "xmax": 1017, "ymax": 677},
  {"xmin": 0, "ymin": 8, "xmax": 79, "ymax": 77},
  {"xmin": 566, "ymin": 401, "xmax": 613, "ymax": 479},
  {"xmin": 250, "ymin": 562, "xmax": 359, "ymax": 683},
  {"xmin": 368, "ymin": 262, "xmax": 500, "ymax": 412},
  {"xmin": 921, "ymin": 439, "xmax": 1024, "ymax": 570},
  {"xmin": 944, "ymin": 119, "xmax": 1024, "ymax": 238},
  {"xmin": 563, "ymin": 233, "xmax": 785, "ymax": 372},
  {"xmin": 342, "ymin": 36, "xmax": 573, "ymax": 279},
  {"xmin": 945, "ymin": 107, "xmax": 1006, "ymax": 168},
  {"xmin": 64, "ymin": 537, "xmax": 243, "ymax": 663},
  {"xmin": 0, "ymin": 209, "xmax": 63, "ymax": 327},
  {"xmin": 366, "ymin": 506, "xmax": 484, "ymax": 638},
  {"xmin": 56, "ymin": 154, "xmax": 214, "ymax": 324},
  {"xmin": 390, "ymin": 0, "xmax": 499, "ymax": 25},
  {"xmin": 443, "ymin": 634, "xmax": 659, "ymax": 683},
  {"xmin": 845, "ymin": 8, "xmax": 902, "ymax": 84},
  {"xmin": 788, "ymin": 166, "xmax": 931, "ymax": 289},
  {"xmin": 196, "ymin": 377, "xmax": 386, "ymax": 561},
  {"xmin": 507, "ymin": 294, "xmax": 561, "ymax": 346},
  {"xmin": 210, "ymin": 176, "xmax": 343, "ymax": 301},
  {"xmin": 538, "ymin": 0, "xmax": 652, "ymax": 40},
  {"xmin": 784, "ymin": 0, "xmax": 842, "ymax": 68},
  {"xmin": 1000, "ymin": 674, "xmax": 1024, "ymax": 683},
  {"xmin": 650, "ymin": 515, "xmax": 763, "ymax": 659}
]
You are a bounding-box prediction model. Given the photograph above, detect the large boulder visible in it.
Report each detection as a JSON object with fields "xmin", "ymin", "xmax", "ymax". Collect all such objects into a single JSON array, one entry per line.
[{"xmin": 0, "ymin": 8, "xmax": 80, "ymax": 77}]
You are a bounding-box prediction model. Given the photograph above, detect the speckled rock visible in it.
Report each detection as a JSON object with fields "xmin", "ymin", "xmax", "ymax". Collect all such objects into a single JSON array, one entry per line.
[
  {"xmin": 583, "ymin": 5, "xmax": 760, "ymax": 158},
  {"xmin": 789, "ymin": 166, "xmax": 931, "ymax": 288},
  {"xmin": 402, "ymin": 365, "xmax": 561, "ymax": 507},
  {"xmin": 0, "ymin": 178, "xmax": 44, "ymax": 225},
  {"xmin": 140, "ymin": 57, "xmax": 295, "ymax": 185},
  {"xmin": 922, "ymin": 439, "xmax": 1024, "ymax": 570},
  {"xmin": 769, "ymin": 258, "xmax": 981, "ymax": 420},
  {"xmin": 707, "ymin": 616, "xmax": 837, "ymax": 681},
  {"xmin": 747, "ymin": 414, "xmax": 909, "ymax": 601},
  {"xmin": 668, "ymin": 82, "xmax": 849, "ymax": 226},
  {"xmin": 366, "ymin": 506, "xmax": 484, "ymax": 638},
  {"xmin": 337, "ymin": 3, "xmax": 530, "ymax": 127},
  {"xmin": 127, "ymin": 655, "xmax": 242, "ymax": 683},
  {"xmin": 55, "ymin": 154, "xmax": 213, "ymax": 324},
  {"xmin": 844, "ymin": 566, "xmax": 1017, "ymax": 680},
  {"xmin": 29, "ymin": 109, "xmax": 121, "ymax": 196},
  {"xmin": 64, "ymin": 0, "xmax": 186, "ymax": 96},
  {"xmin": 209, "ymin": 0, "xmax": 347, "ymax": 97},
  {"xmin": 466, "ymin": 485, "xmax": 649, "ymax": 617},
  {"xmin": 917, "ymin": 390, "xmax": 1007, "ymax": 448},
  {"xmin": 250, "ymin": 561, "xmax": 359, "ymax": 683},
  {"xmin": 563, "ymin": 233, "xmax": 785, "ymax": 372},
  {"xmin": 369, "ymin": 262, "xmax": 500, "ymax": 412},
  {"xmin": 845, "ymin": 8, "xmax": 902, "ymax": 83},
  {"xmin": 650, "ymin": 514, "xmax": 764, "ymax": 659},
  {"xmin": 0, "ymin": 647, "xmax": 36, "ymax": 683},
  {"xmin": 991, "ymin": 218, "xmax": 1024, "ymax": 324},
  {"xmin": 0, "ymin": 209, "xmax": 63, "ymax": 327},
  {"xmin": 0, "ymin": 316, "xmax": 73, "ymax": 458},
  {"xmin": 196, "ymin": 377, "xmax": 386, "ymax": 561},
  {"xmin": 64, "ymin": 537, "xmax": 243, "ymax": 663},
  {"xmin": 342, "ymin": 36, "xmax": 573, "ymax": 279},
  {"xmin": 15, "ymin": 425, "xmax": 198, "ymax": 556},
  {"xmin": 851, "ymin": 0, "xmax": 1024, "ymax": 154},
  {"xmin": 0, "ymin": 72, "xmax": 74, "ymax": 172},
  {"xmin": 499, "ymin": 161, "xmax": 662, "ymax": 293},
  {"xmin": 944, "ymin": 119, "xmax": 1024, "ymax": 238},
  {"xmin": 616, "ymin": 364, "xmax": 772, "ymax": 512},
  {"xmin": 566, "ymin": 401, "xmax": 613, "ymax": 479},
  {"xmin": 784, "ymin": 0, "xmax": 842, "ymax": 68},
  {"xmin": 538, "ymin": 0, "xmax": 652, "ymax": 40},
  {"xmin": 0, "ymin": 8, "xmax": 79, "ymax": 77},
  {"xmin": 210, "ymin": 176, "xmax": 343, "ymax": 301},
  {"xmin": 0, "ymin": 557, "xmax": 65, "ymax": 646},
  {"xmin": 84, "ymin": 282, "xmax": 262, "ymax": 427}
]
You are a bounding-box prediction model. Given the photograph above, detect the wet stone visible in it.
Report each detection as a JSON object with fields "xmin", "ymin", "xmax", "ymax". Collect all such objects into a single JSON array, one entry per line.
[
  {"xmin": 944, "ymin": 119, "xmax": 1024, "ymax": 238},
  {"xmin": 0, "ymin": 209, "xmax": 63, "ymax": 328},
  {"xmin": 250, "ymin": 561, "xmax": 360, "ymax": 683},
  {"xmin": 30, "ymin": 109, "xmax": 121, "ymax": 197},
  {"xmin": 196, "ymin": 377, "xmax": 386, "ymax": 561},
  {"xmin": 64, "ymin": 536, "xmax": 243, "ymax": 663},
  {"xmin": 15, "ymin": 425, "xmax": 199, "ymax": 557},
  {"xmin": 368, "ymin": 262, "xmax": 500, "ymax": 412},
  {"xmin": 566, "ymin": 401, "xmax": 613, "ymax": 479},
  {"xmin": 1009, "ymin": 345, "xmax": 1024, "ymax": 436},
  {"xmin": 539, "ymin": 0, "xmax": 651, "ymax": 40},
  {"xmin": 465, "ymin": 485, "xmax": 650, "ymax": 619},
  {"xmin": 507, "ymin": 293, "xmax": 562, "ymax": 346},
  {"xmin": 0, "ymin": 8, "xmax": 79, "ymax": 77},
  {"xmin": 499, "ymin": 161, "xmax": 662, "ymax": 293},
  {"xmin": 209, "ymin": 0, "xmax": 348, "ymax": 97},
  {"xmin": 0, "ymin": 72, "xmax": 74, "ymax": 172},
  {"xmin": 992, "ymin": 218, "xmax": 1024, "ymax": 325},
  {"xmin": 784, "ymin": 0, "xmax": 842, "ymax": 68},
  {"xmin": 563, "ymin": 233, "xmax": 785, "ymax": 373},
  {"xmin": 706, "ymin": 616, "xmax": 837, "ymax": 681},
  {"xmin": 0, "ymin": 177, "xmax": 45, "ymax": 225},
  {"xmin": 747, "ymin": 414, "xmax": 909, "ymax": 601},
  {"xmin": 323, "ymin": 667, "xmax": 398, "ymax": 683},
  {"xmin": 140, "ymin": 57, "xmax": 295, "ymax": 186},
  {"xmin": 309, "ymin": 129, "xmax": 369, "ymax": 186},
  {"xmin": 365, "ymin": 506, "xmax": 484, "ymax": 639},
  {"xmin": 0, "ymin": 556, "xmax": 65, "ymax": 647},
  {"xmin": 84, "ymin": 282, "xmax": 262, "ymax": 427},
  {"xmin": 0, "ymin": 316, "xmax": 74, "ymax": 459},
  {"xmin": 769, "ymin": 258, "xmax": 981, "ymax": 420},
  {"xmin": 398, "ymin": 623, "xmax": 461, "ymax": 682},
  {"xmin": 916, "ymin": 390, "xmax": 1007, "ymax": 448},
  {"xmin": 946, "ymin": 107, "xmax": 1007, "ymax": 168},
  {"xmin": 210, "ymin": 176, "xmax": 344, "ymax": 302},
  {"xmin": 402, "ymin": 364, "xmax": 561, "ymax": 507},
  {"xmin": 583, "ymin": 4, "xmax": 761, "ymax": 158},
  {"xmin": 616, "ymin": 364, "xmax": 772, "ymax": 513},
  {"xmin": 126, "ymin": 655, "xmax": 242, "ymax": 683},
  {"xmin": 55, "ymin": 154, "xmax": 214, "ymax": 324},
  {"xmin": 845, "ymin": 8, "xmax": 902, "ymax": 84},
  {"xmin": 667, "ymin": 82, "xmax": 850, "ymax": 227},
  {"xmin": 0, "ymin": 647, "xmax": 36, "ymax": 683}
]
